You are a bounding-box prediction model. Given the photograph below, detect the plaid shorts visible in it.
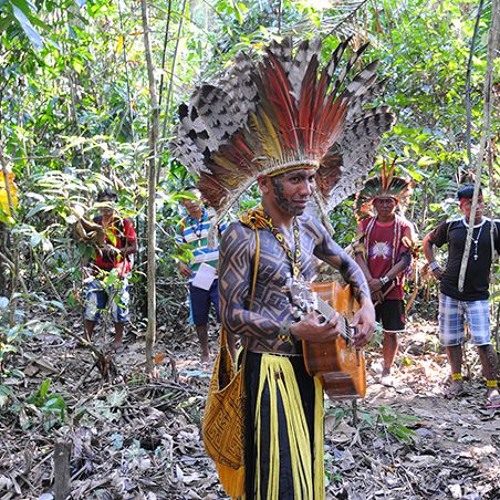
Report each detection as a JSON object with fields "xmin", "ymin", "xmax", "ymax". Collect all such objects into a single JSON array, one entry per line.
[
  {"xmin": 84, "ymin": 277, "xmax": 130, "ymax": 324},
  {"xmin": 438, "ymin": 293, "xmax": 491, "ymax": 346}
]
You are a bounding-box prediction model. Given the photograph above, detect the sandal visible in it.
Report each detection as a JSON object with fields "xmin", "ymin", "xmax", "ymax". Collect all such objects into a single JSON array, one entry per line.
[{"xmin": 486, "ymin": 390, "xmax": 500, "ymax": 409}]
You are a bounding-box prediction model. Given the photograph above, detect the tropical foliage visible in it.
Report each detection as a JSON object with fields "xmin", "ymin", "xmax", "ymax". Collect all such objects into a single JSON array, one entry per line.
[{"xmin": 0, "ymin": 0, "xmax": 498, "ymax": 348}]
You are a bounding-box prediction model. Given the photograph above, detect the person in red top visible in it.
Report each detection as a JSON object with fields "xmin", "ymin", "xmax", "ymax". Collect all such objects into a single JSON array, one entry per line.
[
  {"xmin": 354, "ymin": 169, "xmax": 416, "ymax": 385},
  {"xmin": 83, "ymin": 188, "xmax": 137, "ymax": 351}
]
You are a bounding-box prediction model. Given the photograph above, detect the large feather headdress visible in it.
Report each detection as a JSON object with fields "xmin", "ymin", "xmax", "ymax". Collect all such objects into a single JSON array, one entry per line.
[
  {"xmin": 355, "ymin": 158, "xmax": 413, "ymax": 219},
  {"xmin": 169, "ymin": 36, "xmax": 396, "ymax": 224}
]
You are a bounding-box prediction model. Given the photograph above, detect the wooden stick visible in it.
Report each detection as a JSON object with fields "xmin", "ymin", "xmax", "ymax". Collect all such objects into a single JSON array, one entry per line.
[
  {"xmin": 373, "ymin": 282, "xmax": 395, "ymax": 306},
  {"xmin": 53, "ymin": 439, "xmax": 72, "ymax": 500}
]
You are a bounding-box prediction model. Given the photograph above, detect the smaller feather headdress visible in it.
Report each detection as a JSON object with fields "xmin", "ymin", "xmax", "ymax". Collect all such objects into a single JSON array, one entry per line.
[
  {"xmin": 355, "ymin": 158, "xmax": 413, "ymax": 219},
  {"xmin": 169, "ymin": 36, "xmax": 396, "ymax": 226}
]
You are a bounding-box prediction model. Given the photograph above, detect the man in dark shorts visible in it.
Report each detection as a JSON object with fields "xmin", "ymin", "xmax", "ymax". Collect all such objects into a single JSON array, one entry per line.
[
  {"xmin": 355, "ymin": 172, "xmax": 416, "ymax": 385},
  {"xmin": 423, "ymin": 184, "xmax": 499, "ymax": 405},
  {"xmin": 175, "ymin": 188, "xmax": 225, "ymax": 362}
]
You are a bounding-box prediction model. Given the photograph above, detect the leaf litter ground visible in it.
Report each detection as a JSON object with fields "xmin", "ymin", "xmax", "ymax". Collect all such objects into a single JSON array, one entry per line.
[{"xmin": 1, "ymin": 314, "xmax": 499, "ymax": 500}]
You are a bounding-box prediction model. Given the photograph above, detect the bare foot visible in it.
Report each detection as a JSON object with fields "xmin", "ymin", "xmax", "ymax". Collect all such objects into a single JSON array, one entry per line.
[
  {"xmin": 113, "ymin": 343, "xmax": 124, "ymax": 354},
  {"xmin": 445, "ymin": 380, "xmax": 465, "ymax": 398},
  {"xmin": 201, "ymin": 353, "xmax": 210, "ymax": 364}
]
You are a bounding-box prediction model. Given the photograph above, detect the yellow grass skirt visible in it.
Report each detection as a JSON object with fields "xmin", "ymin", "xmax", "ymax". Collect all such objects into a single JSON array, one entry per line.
[{"xmin": 250, "ymin": 353, "xmax": 324, "ymax": 500}]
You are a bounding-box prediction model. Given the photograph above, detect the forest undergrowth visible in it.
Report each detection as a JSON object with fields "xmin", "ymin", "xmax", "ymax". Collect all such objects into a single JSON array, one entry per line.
[{"xmin": 0, "ymin": 307, "xmax": 499, "ymax": 500}]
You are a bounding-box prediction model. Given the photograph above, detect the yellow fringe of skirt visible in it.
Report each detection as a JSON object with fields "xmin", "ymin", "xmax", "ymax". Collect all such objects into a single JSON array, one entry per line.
[{"xmin": 253, "ymin": 354, "xmax": 324, "ymax": 500}]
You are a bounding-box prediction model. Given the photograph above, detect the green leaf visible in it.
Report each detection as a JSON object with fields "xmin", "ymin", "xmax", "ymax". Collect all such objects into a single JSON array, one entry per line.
[
  {"xmin": 10, "ymin": 3, "xmax": 43, "ymax": 50},
  {"xmin": 44, "ymin": 395, "xmax": 66, "ymax": 412},
  {"xmin": 417, "ymin": 156, "xmax": 437, "ymax": 167},
  {"xmin": 30, "ymin": 232, "xmax": 42, "ymax": 248}
]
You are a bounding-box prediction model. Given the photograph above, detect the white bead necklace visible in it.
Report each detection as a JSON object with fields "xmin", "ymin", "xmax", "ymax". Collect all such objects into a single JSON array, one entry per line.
[{"xmin": 462, "ymin": 217, "xmax": 485, "ymax": 261}]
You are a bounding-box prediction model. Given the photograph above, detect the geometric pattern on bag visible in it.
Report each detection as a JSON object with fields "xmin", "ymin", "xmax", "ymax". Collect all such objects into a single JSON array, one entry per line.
[
  {"xmin": 202, "ymin": 224, "xmax": 260, "ymax": 497},
  {"xmin": 202, "ymin": 330, "xmax": 245, "ymax": 469}
]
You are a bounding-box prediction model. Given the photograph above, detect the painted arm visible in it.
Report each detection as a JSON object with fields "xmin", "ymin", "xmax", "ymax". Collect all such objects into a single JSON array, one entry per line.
[{"xmin": 315, "ymin": 230, "xmax": 375, "ymax": 348}]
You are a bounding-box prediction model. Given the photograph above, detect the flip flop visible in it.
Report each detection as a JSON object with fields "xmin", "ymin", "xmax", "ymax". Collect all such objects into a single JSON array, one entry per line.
[{"xmin": 486, "ymin": 394, "xmax": 500, "ymax": 410}]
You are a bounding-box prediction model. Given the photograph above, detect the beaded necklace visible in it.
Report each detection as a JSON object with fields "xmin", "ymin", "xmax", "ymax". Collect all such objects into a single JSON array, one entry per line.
[
  {"xmin": 239, "ymin": 204, "xmax": 302, "ymax": 277},
  {"xmin": 462, "ymin": 217, "xmax": 485, "ymax": 261},
  {"xmin": 262, "ymin": 213, "xmax": 302, "ymax": 278}
]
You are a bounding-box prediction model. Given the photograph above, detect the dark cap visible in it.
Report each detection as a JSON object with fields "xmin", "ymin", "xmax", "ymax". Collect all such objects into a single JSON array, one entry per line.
[
  {"xmin": 97, "ymin": 188, "xmax": 118, "ymax": 201},
  {"xmin": 457, "ymin": 184, "xmax": 482, "ymax": 200}
]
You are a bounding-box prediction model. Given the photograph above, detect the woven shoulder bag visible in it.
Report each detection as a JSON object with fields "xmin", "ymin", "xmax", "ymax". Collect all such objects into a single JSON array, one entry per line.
[{"xmin": 202, "ymin": 228, "xmax": 260, "ymax": 498}]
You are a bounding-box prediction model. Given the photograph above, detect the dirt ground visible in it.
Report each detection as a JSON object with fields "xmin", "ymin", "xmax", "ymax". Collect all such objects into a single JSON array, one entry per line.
[{"xmin": 1, "ymin": 313, "xmax": 499, "ymax": 500}]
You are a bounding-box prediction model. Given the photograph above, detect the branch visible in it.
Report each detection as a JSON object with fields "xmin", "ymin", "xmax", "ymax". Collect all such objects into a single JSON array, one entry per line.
[
  {"xmin": 140, "ymin": 0, "xmax": 160, "ymax": 374},
  {"xmin": 464, "ymin": 0, "xmax": 486, "ymax": 174},
  {"xmin": 458, "ymin": 0, "xmax": 500, "ymax": 292}
]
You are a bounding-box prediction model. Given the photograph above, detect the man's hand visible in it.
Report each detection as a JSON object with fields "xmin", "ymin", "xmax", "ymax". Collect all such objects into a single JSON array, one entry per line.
[
  {"xmin": 368, "ymin": 277, "xmax": 383, "ymax": 292},
  {"xmin": 430, "ymin": 267, "xmax": 443, "ymax": 281},
  {"xmin": 350, "ymin": 301, "xmax": 376, "ymax": 348},
  {"xmin": 178, "ymin": 262, "xmax": 192, "ymax": 278},
  {"xmin": 101, "ymin": 244, "xmax": 121, "ymax": 260},
  {"xmin": 290, "ymin": 311, "xmax": 342, "ymax": 344}
]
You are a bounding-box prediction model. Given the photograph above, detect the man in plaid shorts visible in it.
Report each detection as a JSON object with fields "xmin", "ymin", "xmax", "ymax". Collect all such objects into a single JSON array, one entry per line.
[{"xmin": 423, "ymin": 185, "xmax": 499, "ymax": 405}]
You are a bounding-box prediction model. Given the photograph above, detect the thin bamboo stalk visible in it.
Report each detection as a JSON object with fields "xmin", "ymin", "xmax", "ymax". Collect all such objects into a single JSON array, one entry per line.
[{"xmin": 140, "ymin": 0, "xmax": 160, "ymax": 374}]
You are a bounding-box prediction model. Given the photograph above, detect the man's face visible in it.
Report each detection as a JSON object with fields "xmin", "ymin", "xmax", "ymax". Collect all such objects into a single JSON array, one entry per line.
[
  {"xmin": 181, "ymin": 197, "xmax": 202, "ymax": 218},
  {"xmin": 372, "ymin": 196, "xmax": 397, "ymax": 217},
  {"xmin": 98, "ymin": 196, "xmax": 116, "ymax": 216},
  {"xmin": 268, "ymin": 168, "xmax": 317, "ymax": 216},
  {"xmin": 459, "ymin": 196, "xmax": 484, "ymax": 222}
]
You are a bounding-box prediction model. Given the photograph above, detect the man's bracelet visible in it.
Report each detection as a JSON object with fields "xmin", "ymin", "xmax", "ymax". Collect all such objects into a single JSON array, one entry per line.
[
  {"xmin": 278, "ymin": 324, "xmax": 294, "ymax": 345},
  {"xmin": 380, "ymin": 275, "xmax": 390, "ymax": 286},
  {"xmin": 429, "ymin": 261, "xmax": 440, "ymax": 271}
]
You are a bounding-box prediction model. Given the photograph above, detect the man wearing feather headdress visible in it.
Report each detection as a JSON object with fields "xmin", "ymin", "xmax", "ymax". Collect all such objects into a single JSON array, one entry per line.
[
  {"xmin": 169, "ymin": 36, "xmax": 395, "ymax": 497},
  {"xmin": 218, "ymin": 166, "xmax": 376, "ymax": 498},
  {"xmin": 354, "ymin": 164, "xmax": 416, "ymax": 386}
]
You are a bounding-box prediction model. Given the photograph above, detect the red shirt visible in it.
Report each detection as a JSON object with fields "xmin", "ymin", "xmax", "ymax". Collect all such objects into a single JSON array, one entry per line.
[
  {"xmin": 93, "ymin": 216, "xmax": 137, "ymax": 275},
  {"xmin": 359, "ymin": 216, "xmax": 414, "ymax": 300}
]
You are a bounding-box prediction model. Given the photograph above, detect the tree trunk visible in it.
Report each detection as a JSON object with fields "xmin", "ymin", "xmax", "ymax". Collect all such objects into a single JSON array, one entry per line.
[{"xmin": 140, "ymin": 0, "xmax": 160, "ymax": 374}]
